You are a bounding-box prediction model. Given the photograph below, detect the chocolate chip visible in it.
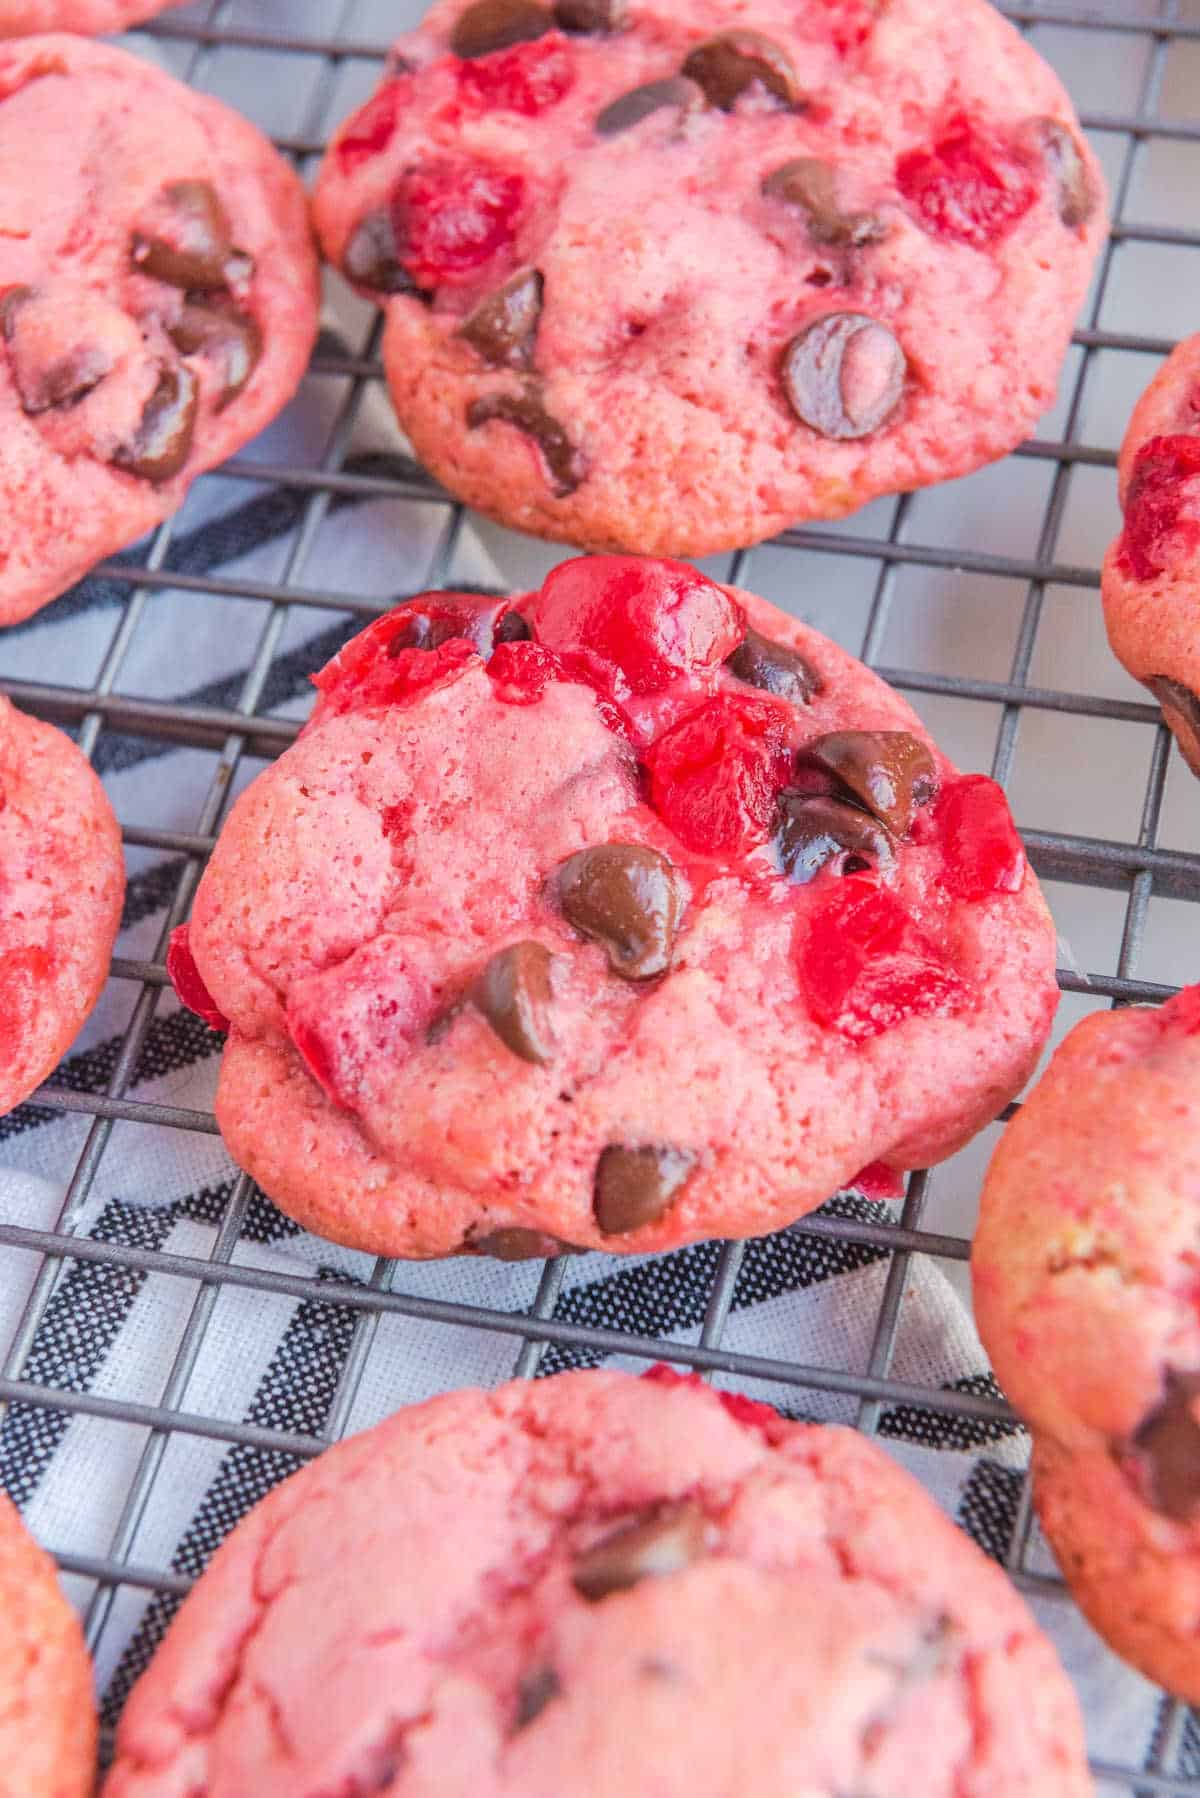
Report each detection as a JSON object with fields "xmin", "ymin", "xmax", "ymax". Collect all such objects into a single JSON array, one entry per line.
[
  {"xmin": 762, "ymin": 157, "xmax": 886, "ymax": 247},
  {"xmin": 775, "ymin": 793, "xmax": 895, "ymax": 884},
  {"xmin": 470, "ymin": 1227, "xmax": 576, "ymax": 1259},
  {"xmin": 130, "ymin": 180, "xmax": 244, "ymax": 292},
  {"xmin": 494, "ymin": 609, "xmax": 532, "ymax": 644},
  {"xmin": 467, "ymin": 390, "xmax": 585, "ymax": 496},
  {"xmin": 595, "ymin": 76, "xmax": 705, "ymax": 136},
  {"xmin": 1030, "ymin": 117, "xmax": 1097, "ymax": 229},
  {"xmin": 342, "ymin": 209, "xmax": 418, "ymax": 296},
  {"xmin": 15, "ymin": 341, "xmax": 113, "ymax": 415},
  {"xmin": 556, "ymin": 843, "xmax": 683, "ymax": 980},
  {"xmin": 514, "ymin": 1666, "xmax": 561, "ymax": 1730},
  {"xmin": 793, "ymin": 730, "xmax": 937, "ymax": 834},
  {"xmin": 458, "ymin": 269, "xmax": 543, "ymax": 370},
  {"xmin": 726, "ymin": 625, "xmax": 822, "ymax": 704},
  {"xmin": 555, "ymin": 0, "xmax": 626, "ymax": 30},
  {"xmin": 781, "ymin": 313, "xmax": 905, "ymax": 440},
  {"xmin": 680, "ymin": 31, "xmax": 802, "ymax": 112},
  {"xmin": 572, "ymin": 1502, "xmax": 707, "ymax": 1599},
  {"xmin": 471, "ymin": 940, "xmax": 557, "ymax": 1064},
  {"xmin": 1129, "ymin": 1371, "xmax": 1200, "ymax": 1522},
  {"xmin": 1145, "ymin": 675, "xmax": 1200, "ymax": 776},
  {"xmin": 168, "ymin": 301, "xmax": 261, "ymax": 411},
  {"xmin": 451, "ymin": 0, "xmax": 553, "ymax": 57},
  {"xmin": 112, "ymin": 362, "xmax": 198, "ymax": 483},
  {"xmin": 593, "ymin": 1143, "xmax": 695, "ymax": 1235}
]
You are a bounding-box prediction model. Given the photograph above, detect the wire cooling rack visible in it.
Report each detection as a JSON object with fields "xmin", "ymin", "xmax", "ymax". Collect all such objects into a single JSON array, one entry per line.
[{"xmin": 0, "ymin": 0, "xmax": 1197, "ymax": 1787}]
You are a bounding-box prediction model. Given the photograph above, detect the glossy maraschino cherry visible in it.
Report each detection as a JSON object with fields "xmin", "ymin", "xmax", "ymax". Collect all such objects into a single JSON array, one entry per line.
[
  {"xmin": 166, "ymin": 924, "xmax": 230, "ymax": 1033},
  {"xmin": 310, "ymin": 593, "xmax": 520, "ymax": 723},
  {"xmin": 644, "ymin": 693, "xmax": 792, "ymax": 857},
  {"xmin": 896, "ymin": 113, "xmax": 1036, "ymax": 249},
  {"xmin": 393, "ymin": 157, "xmax": 525, "ymax": 289},
  {"xmin": 799, "ymin": 880, "xmax": 967, "ymax": 1042},
  {"xmin": 1119, "ymin": 434, "xmax": 1200, "ymax": 581},
  {"xmin": 533, "ymin": 556, "xmax": 744, "ymax": 699},
  {"xmin": 457, "ymin": 35, "xmax": 574, "ymax": 114},
  {"xmin": 935, "ymin": 775, "xmax": 1026, "ymax": 900}
]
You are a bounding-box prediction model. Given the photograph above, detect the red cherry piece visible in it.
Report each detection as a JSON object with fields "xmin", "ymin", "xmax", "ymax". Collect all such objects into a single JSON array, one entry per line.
[
  {"xmin": 1119, "ymin": 435, "xmax": 1200, "ymax": 581},
  {"xmin": 311, "ymin": 607, "xmax": 481, "ymax": 723},
  {"xmin": 393, "ymin": 157, "xmax": 525, "ymax": 290},
  {"xmin": 336, "ymin": 79, "xmax": 409, "ymax": 175},
  {"xmin": 457, "ymin": 35, "xmax": 574, "ymax": 115},
  {"xmin": 716, "ymin": 1388, "xmax": 779, "ymax": 1432},
  {"xmin": 487, "ymin": 640, "xmax": 561, "ymax": 704},
  {"xmin": 535, "ymin": 556, "xmax": 744, "ymax": 698},
  {"xmin": 848, "ymin": 1159, "xmax": 905, "ymax": 1201},
  {"xmin": 641, "ymin": 1363, "xmax": 700, "ymax": 1392},
  {"xmin": 166, "ymin": 924, "xmax": 229, "ymax": 1033},
  {"xmin": 645, "ymin": 694, "xmax": 792, "ymax": 857},
  {"xmin": 936, "ymin": 775, "xmax": 1025, "ymax": 900},
  {"xmin": 800, "ymin": 881, "xmax": 968, "ymax": 1043},
  {"xmin": 286, "ymin": 938, "xmax": 433, "ymax": 1112},
  {"xmin": 895, "ymin": 112, "xmax": 1037, "ymax": 249},
  {"xmin": 1165, "ymin": 984, "xmax": 1200, "ymax": 1036},
  {"xmin": 0, "ymin": 944, "xmax": 53, "ymax": 1061}
]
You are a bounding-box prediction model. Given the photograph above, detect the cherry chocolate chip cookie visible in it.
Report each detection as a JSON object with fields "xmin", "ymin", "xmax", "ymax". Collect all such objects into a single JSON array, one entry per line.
[
  {"xmin": 105, "ymin": 1368, "xmax": 1091, "ymax": 1797},
  {"xmin": 0, "ymin": 695, "xmax": 123, "ymax": 1116},
  {"xmin": 0, "ymin": 1, "xmax": 183, "ymax": 33},
  {"xmin": 312, "ymin": 0, "xmax": 1105, "ymax": 557},
  {"xmin": 172, "ymin": 555, "xmax": 1057, "ymax": 1259},
  {"xmin": 0, "ymin": 35, "xmax": 319, "ymax": 624},
  {"xmin": 0, "ymin": 1492, "xmax": 95, "ymax": 1798},
  {"xmin": 1102, "ymin": 333, "xmax": 1200, "ymax": 777},
  {"xmin": 973, "ymin": 983, "xmax": 1200, "ymax": 1700}
]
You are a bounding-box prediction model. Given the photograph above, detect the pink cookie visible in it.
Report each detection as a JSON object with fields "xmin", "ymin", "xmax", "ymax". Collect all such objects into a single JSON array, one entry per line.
[
  {"xmin": 0, "ymin": 1491, "xmax": 96, "ymax": 1798},
  {"xmin": 0, "ymin": 35, "xmax": 320, "ymax": 624},
  {"xmin": 312, "ymin": 0, "xmax": 1105, "ymax": 558},
  {"xmin": 0, "ymin": 695, "xmax": 123, "ymax": 1115},
  {"xmin": 1102, "ymin": 333, "xmax": 1200, "ymax": 776},
  {"xmin": 973, "ymin": 984, "xmax": 1200, "ymax": 1698},
  {"xmin": 172, "ymin": 556, "xmax": 1058, "ymax": 1258},
  {"xmin": 0, "ymin": 2, "xmax": 182, "ymax": 33},
  {"xmin": 105, "ymin": 1368, "xmax": 1090, "ymax": 1796}
]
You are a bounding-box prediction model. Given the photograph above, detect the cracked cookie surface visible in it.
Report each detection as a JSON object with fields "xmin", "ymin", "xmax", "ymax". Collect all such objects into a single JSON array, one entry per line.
[
  {"xmin": 104, "ymin": 1367, "xmax": 1090, "ymax": 1796},
  {"xmin": 172, "ymin": 556, "xmax": 1057, "ymax": 1259},
  {"xmin": 0, "ymin": 1491, "xmax": 95, "ymax": 1798},
  {"xmin": 0, "ymin": 694, "xmax": 123, "ymax": 1115},
  {"xmin": 1102, "ymin": 333, "xmax": 1200, "ymax": 778},
  {"xmin": 313, "ymin": 0, "xmax": 1105, "ymax": 556},
  {"xmin": 0, "ymin": 35, "xmax": 319, "ymax": 623},
  {"xmin": 973, "ymin": 984, "xmax": 1200, "ymax": 1698}
]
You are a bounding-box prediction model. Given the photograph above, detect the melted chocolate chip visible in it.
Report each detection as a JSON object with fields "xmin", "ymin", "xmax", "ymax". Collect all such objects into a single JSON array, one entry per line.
[
  {"xmin": 112, "ymin": 363, "xmax": 198, "ymax": 483},
  {"xmin": 555, "ymin": 0, "xmax": 626, "ymax": 29},
  {"xmin": 681, "ymin": 30, "xmax": 802, "ymax": 112},
  {"xmin": 794, "ymin": 730, "xmax": 937, "ymax": 834},
  {"xmin": 168, "ymin": 301, "xmax": 261, "ymax": 410},
  {"xmin": 572, "ymin": 1502, "xmax": 707, "ymax": 1599},
  {"xmin": 470, "ymin": 1227, "xmax": 576, "ymax": 1259},
  {"xmin": 556, "ymin": 843, "xmax": 683, "ymax": 980},
  {"xmin": 1145, "ymin": 675, "xmax": 1200, "ymax": 776},
  {"xmin": 342, "ymin": 209, "xmax": 418, "ymax": 296},
  {"xmin": 781, "ymin": 313, "xmax": 906, "ymax": 440},
  {"xmin": 595, "ymin": 76, "xmax": 705, "ymax": 136},
  {"xmin": 458, "ymin": 269, "xmax": 543, "ymax": 370},
  {"xmin": 775, "ymin": 793, "xmax": 895, "ymax": 884},
  {"xmin": 726, "ymin": 626, "xmax": 822, "ymax": 704},
  {"xmin": 451, "ymin": 0, "xmax": 553, "ymax": 57},
  {"xmin": 593, "ymin": 1142, "xmax": 696, "ymax": 1235},
  {"xmin": 15, "ymin": 341, "xmax": 113, "ymax": 415},
  {"xmin": 471, "ymin": 940, "xmax": 557, "ymax": 1064},
  {"xmin": 514, "ymin": 1666, "xmax": 562, "ymax": 1730},
  {"xmin": 762, "ymin": 157, "xmax": 886, "ymax": 248},
  {"xmin": 467, "ymin": 390, "xmax": 585, "ymax": 495},
  {"xmin": 1129, "ymin": 1371, "xmax": 1200, "ymax": 1521},
  {"xmin": 130, "ymin": 180, "xmax": 242, "ymax": 292},
  {"xmin": 0, "ymin": 285, "xmax": 31, "ymax": 336},
  {"xmin": 1030, "ymin": 117, "xmax": 1097, "ymax": 229},
  {"xmin": 494, "ymin": 609, "xmax": 532, "ymax": 644}
]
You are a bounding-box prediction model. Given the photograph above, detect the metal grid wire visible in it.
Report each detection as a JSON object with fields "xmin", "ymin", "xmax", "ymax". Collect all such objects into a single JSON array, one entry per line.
[{"xmin": 0, "ymin": 0, "xmax": 1196, "ymax": 1787}]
